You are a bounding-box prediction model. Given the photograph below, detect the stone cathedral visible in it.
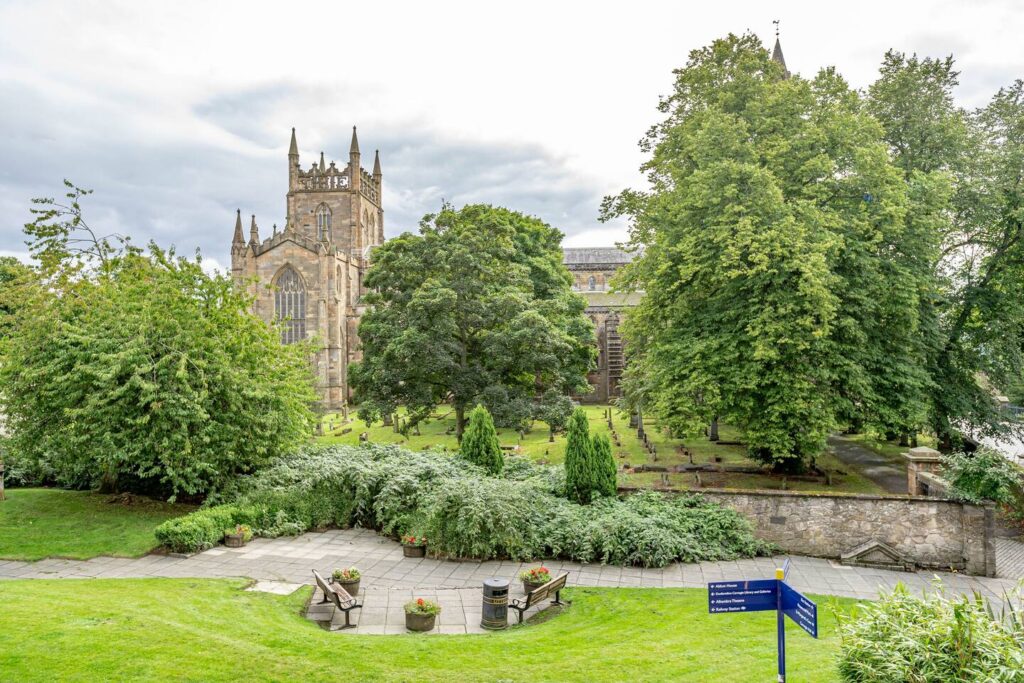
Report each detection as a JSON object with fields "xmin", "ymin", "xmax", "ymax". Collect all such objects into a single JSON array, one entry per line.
[{"xmin": 230, "ymin": 127, "xmax": 382, "ymax": 412}]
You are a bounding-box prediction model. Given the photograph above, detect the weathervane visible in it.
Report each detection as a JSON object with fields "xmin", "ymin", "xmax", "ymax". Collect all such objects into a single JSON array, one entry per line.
[{"xmin": 773, "ymin": 19, "xmax": 780, "ymax": 38}]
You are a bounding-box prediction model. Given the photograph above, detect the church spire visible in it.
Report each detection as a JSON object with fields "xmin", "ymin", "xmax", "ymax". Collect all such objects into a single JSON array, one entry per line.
[
  {"xmin": 288, "ymin": 127, "xmax": 298, "ymax": 157},
  {"xmin": 249, "ymin": 215, "xmax": 260, "ymax": 246},
  {"xmin": 373, "ymin": 149, "xmax": 381, "ymax": 177},
  {"xmin": 350, "ymin": 126, "xmax": 360, "ymax": 154},
  {"xmin": 771, "ymin": 20, "xmax": 790, "ymax": 78},
  {"xmin": 232, "ymin": 209, "xmax": 244, "ymax": 245}
]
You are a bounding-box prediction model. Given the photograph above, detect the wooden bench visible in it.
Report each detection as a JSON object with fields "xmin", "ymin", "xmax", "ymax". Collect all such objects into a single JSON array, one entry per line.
[
  {"xmin": 508, "ymin": 572, "xmax": 570, "ymax": 624},
  {"xmin": 312, "ymin": 569, "xmax": 362, "ymax": 630}
]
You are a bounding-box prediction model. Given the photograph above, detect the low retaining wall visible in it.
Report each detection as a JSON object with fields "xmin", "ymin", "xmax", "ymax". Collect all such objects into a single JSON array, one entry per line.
[{"xmin": 623, "ymin": 487, "xmax": 996, "ymax": 576}]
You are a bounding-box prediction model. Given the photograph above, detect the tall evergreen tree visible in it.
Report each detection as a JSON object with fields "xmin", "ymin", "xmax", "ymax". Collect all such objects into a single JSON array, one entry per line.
[
  {"xmin": 460, "ymin": 404, "xmax": 504, "ymax": 474},
  {"xmin": 591, "ymin": 433, "xmax": 617, "ymax": 498},
  {"xmin": 564, "ymin": 408, "xmax": 596, "ymax": 503}
]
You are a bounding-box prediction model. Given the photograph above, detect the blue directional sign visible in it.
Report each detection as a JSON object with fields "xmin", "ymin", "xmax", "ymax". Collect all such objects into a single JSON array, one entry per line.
[
  {"xmin": 708, "ymin": 562, "xmax": 818, "ymax": 682},
  {"xmin": 708, "ymin": 579, "xmax": 778, "ymax": 613},
  {"xmin": 781, "ymin": 582, "xmax": 818, "ymax": 638}
]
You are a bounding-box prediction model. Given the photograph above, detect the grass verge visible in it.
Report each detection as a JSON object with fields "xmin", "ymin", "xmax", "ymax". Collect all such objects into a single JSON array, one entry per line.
[
  {"xmin": 0, "ymin": 488, "xmax": 193, "ymax": 561},
  {"xmin": 0, "ymin": 579, "xmax": 858, "ymax": 682}
]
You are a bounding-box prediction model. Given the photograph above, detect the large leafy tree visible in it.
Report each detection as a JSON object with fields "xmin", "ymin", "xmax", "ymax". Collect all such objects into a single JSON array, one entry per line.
[
  {"xmin": 0, "ymin": 256, "xmax": 33, "ymax": 341},
  {"xmin": 0, "ymin": 183, "xmax": 317, "ymax": 498},
  {"xmin": 604, "ymin": 34, "xmax": 925, "ymax": 469},
  {"xmin": 868, "ymin": 55, "xmax": 1024, "ymax": 449},
  {"xmin": 350, "ymin": 204, "xmax": 593, "ymax": 438}
]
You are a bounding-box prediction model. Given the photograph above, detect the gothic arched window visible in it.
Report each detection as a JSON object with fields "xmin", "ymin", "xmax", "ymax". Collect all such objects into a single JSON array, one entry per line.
[
  {"xmin": 316, "ymin": 204, "xmax": 332, "ymax": 241},
  {"xmin": 275, "ymin": 266, "xmax": 306, "ymax": 344},
  {"xmin": 588, "ymin": 275, "xmax": 597, "ymax": 291}
]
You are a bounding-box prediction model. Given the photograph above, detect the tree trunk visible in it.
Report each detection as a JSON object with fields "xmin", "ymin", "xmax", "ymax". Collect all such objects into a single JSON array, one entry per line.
[
  {"xmin": 455, "ymin": 404, "xmax": 466, "ymax": 443},
  {"xmin": 709, "ymin": 417, "xmax": 720, "ymax": 442},
  {"xmin": 0, "ymin": 460, "xmax": 5, "ymax": 502},
  {"xmin": 549, "ymin": 426, "xmax": 555, "ymax": 443},
  {"xmin": 383, "ymin": 413, "xmax": 393, "ymax": 427}
]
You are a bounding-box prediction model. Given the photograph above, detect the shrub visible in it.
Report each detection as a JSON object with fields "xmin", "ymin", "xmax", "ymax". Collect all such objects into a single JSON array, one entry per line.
[
  {"xmin": 564, "ymin": 408, "xmax": 596, "ymax": 504},
  {"xmin": 942, "ymin": 449, "xmax": 1023, "ymax": 506},
  {"xmin": 332, "ymin": 567, "xmax": 361, "ymax": 582},
  {"xmin": 154, "ymin": 444, "xmax": 771, "ymax": 566},
  {"xmin": 154, "ymin": 504, "xmax": 255, "ymax": 553},
  {"xmin": 460, "ymin": 404, "xmax": 504, "ymax": 474},
  {"xmin": 837, "ymin": 583, "xmax": 1024, "ymax": 682},
  {"xmin": 591, "ymin": 433, "xmax": 617, "ymax": 498}
]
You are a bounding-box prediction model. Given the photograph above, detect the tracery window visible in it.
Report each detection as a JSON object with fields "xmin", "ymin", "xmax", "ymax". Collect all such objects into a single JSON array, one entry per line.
[
  {"xmin": 275, "ymin": 266, "xmax": 306, "ymax": 344},
  {"xmin": 316, "ymin": 204, "xmax": 332, "ymax": 241}
]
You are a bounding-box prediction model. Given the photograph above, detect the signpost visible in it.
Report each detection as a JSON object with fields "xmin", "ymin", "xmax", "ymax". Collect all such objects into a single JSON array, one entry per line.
[{"xmin": 708, "ymin": 560, "xmax": 817, "ymax": 682}]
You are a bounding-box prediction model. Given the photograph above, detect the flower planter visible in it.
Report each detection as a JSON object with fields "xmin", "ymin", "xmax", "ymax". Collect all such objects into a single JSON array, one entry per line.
[
  {"xmin": 522, "ymin": 580, "xmax": 546, "ymax": 595},
  {"xmin": 334, "ymin": 578, "xmax": 360, "ymax": 597},
  {"xmin": 403, "ymin": 545, "xmax": 426, "ymax": 558},
  {"xmin": 405, "ymin": 611, "xmax": 436, "ymax": 632},
  {"xmin": 224, "ymin": 533, "xmax": 248, "ymax": 548}
]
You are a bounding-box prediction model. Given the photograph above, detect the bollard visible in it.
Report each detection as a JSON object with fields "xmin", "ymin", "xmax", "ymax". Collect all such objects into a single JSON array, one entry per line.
[{"xmin": 481, "ymin": 578, "xmax": 510, "ymax": 630}]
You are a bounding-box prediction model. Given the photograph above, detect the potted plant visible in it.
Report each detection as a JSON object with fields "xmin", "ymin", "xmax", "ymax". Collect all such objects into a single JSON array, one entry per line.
[
  {"xmin": 405, "ymin": 597, "xmax": 441, "ymax": 632},
  {"xmin": 519, "ymin": 566, "xmax": 551, "ymax": 594},
  {"xmin": 331, "ymin": 567, "xmax": 361, "ymax": 596},
  {"xmin": 401, "ymin": 534, "xmax": 427, "ymax": 558},
  {"xmin": 224, "ymin": 524, "xmax": 253, "ymax": 548}
]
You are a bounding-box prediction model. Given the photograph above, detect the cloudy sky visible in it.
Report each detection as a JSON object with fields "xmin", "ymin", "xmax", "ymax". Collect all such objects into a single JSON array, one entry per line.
[{"xmin": 1, "ymin": 0, "xmax": 1021, "ymax": 271}]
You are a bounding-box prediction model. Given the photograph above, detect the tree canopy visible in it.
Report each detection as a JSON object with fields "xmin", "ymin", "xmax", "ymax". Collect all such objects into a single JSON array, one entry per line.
[
  {"xmin": 0, "ymin": 183, "xmax": 318, "ymax": 498},
  {"xmin": 606, "ymin": 34, "xmax": 1024, "ymax": 464},
  {"xmin": 350, "ymin": 203, "xmax": 593, "ymax": 438}
]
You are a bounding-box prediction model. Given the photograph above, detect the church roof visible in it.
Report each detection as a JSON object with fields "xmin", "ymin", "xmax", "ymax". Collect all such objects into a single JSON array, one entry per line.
[{"xmin": 562, "ymin": 247, "xmax": 635, "ymax": 266}]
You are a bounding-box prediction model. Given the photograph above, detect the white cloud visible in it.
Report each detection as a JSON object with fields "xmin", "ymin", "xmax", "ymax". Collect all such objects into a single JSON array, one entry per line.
[{"xmin": 0, "ymin": 0, "xmax": 1021, "ymax": 264}]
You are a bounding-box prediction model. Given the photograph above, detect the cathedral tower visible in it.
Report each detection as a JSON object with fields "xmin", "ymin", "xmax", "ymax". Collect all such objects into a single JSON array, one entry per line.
[{"xmin": 231, "ymin": 127, "xmax": 384, "ymax": 412}]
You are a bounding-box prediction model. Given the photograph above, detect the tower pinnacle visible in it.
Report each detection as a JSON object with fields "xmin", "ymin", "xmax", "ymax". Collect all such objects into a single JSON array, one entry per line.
[
  {"xmin": 249, "ymin": 215, "xmax": 260, "ymax": 246},
  {"xmin": 232, "ymin": 209, "xmax": 244, "ymax": 245},
  {"xmin": 373, "ymin": 149, "xmax": 381, "ymax": 177},
  {"xmin": 288, "ymin": 127, "xmax": 298, "ymax": 156},
  {"xmin": 350, "ymin": 126, "xmax": 360, "ymax": 154}
]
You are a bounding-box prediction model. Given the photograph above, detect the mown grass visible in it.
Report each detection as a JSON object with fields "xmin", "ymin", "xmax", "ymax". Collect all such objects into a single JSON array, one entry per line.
[
  {"xmin": 0, "ymin": 579, "xmax": 858, "ymax": 682},
  {"xmin": 0, "ymin": 488, "xmax": 193, "ymax": 561},
  {"xmin": 319, "ymin": 405, "xmax": 887, "ymax": 495}
]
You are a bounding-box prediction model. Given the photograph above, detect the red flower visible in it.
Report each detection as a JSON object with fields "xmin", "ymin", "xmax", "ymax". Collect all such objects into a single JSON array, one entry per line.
[{"xmin": 417, "ymin": 598, "xmax": 424, "ymax": 606}]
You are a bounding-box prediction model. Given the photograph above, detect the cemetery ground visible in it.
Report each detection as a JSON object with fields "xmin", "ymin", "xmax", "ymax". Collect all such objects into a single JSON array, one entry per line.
[
  {"xmin": 0, "ymin": 576, "xmax": 855, "ymax": 682},
  {"xmin": 319, "ymin": 404, "xmax": 890, "ymax": 494}
]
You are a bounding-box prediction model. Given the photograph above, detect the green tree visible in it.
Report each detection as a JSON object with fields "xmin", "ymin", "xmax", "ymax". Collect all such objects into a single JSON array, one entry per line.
[
  {"xmin": 591, "ymin": 432, "xmax": 617, "ymax": 498},
  {"xmin": 0, "ymin": 256, "xmax": 33, "ymax": 341},
  {"xmin": 350, "ymin": 204, "xmax": 594, "ymax": 439},
  {"xmin": 605, "ymin": 33, "xmax": 921, "ymax": 470},
  {"xmin": 564, "ymin": 408, "xmax": 596, "ymax": 503},
  {"xmin": 868, "ymin": 55, "xmax": 1024, "ymax": 449},
  {"xmin": 0, "ymin": 184, "xmax": 317, "ymax": 499},
  {"xmin": 534, "ymin": 389, "xmax": 574, "ymax": 442},
  {"xmin": 460, "ymin": 404, "xmax": 504, "ymax": 474}
]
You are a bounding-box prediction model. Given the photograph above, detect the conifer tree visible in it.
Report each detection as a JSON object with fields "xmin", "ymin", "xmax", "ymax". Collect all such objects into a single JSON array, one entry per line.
[
  {"xmin": 564, "ymin": 407, "xmax": 596, "ymax": 503},
  {"xmin": 460, "ymin": 404, "xmax": 504, "ymax": 474},
  {"xmin": 591, "ymin": 433, "xmax": 617, "ymax": 498}
]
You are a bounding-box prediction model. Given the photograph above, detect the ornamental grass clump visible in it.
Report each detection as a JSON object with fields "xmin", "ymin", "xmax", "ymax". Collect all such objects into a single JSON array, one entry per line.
[{"xmin": 837, "ymin": 582, "xmax": 1024, "ymax": 682}]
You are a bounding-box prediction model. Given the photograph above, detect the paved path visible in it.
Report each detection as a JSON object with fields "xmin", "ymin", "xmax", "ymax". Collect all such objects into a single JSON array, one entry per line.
[
  {"xmin": 828, "ymin": 435, "xmax": 907, "ymax": 493},
  {"xmin": 1, "ymin": 529, "xmax": 1019, "ymax": 635},
  {"xmin": 997, "ymin": 537, "xmax": 1024, "ymax": 581}
]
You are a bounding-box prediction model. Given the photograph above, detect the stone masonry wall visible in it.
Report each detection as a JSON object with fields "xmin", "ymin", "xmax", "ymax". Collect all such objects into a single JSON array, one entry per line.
[{"xmin": 682, "ymin": 489, "xmax": 995, "ymax": 576}]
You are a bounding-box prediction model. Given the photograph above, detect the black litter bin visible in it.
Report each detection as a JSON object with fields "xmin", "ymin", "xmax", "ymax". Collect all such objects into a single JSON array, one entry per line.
[{"xmin": 481, "ymin": 578, "xmax": 510, "ymax": 630}]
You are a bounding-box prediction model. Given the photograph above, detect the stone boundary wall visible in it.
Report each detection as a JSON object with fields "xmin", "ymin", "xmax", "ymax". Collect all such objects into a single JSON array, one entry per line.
[{"xmin": 621, "ymin": 487, "xmax": 996, "ymax": 576}]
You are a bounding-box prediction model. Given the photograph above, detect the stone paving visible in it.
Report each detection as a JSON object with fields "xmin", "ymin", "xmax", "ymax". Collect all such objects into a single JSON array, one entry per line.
[{"xmin": 0, "ymin": 528, "xmax": 1020, "ymax": 635}]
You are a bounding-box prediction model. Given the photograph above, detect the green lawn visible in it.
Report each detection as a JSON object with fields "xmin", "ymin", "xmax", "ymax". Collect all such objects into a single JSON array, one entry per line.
[
  {"xmin": 0, "ymin": 488, "xmax": 193, "ymax": 561},
  {"xmin": 320, "ymin": 405, "xmax": 887, "ymax": 495},
  {"xmin": 0, "ymin": 578, "xmax": 858, "ymax": 682}
]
